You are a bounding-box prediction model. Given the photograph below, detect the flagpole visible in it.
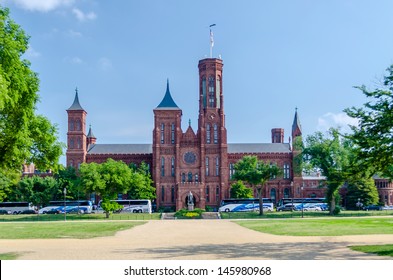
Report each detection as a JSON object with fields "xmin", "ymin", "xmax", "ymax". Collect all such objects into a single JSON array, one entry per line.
[{"xmin": 209, "ymin": 24, "xmax": 216, "ymax": 58}]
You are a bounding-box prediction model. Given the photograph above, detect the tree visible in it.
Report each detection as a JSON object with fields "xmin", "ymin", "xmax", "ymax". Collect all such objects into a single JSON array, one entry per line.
[
  {"xmin": 0, "ymin": 6, "xmax": 63, "ymax": 184},
  {"xmin": 302, "ymin": 128, "xmax": 353, "ymax": 214},
  {"xmin": 55, "ymin": 166, "xmax": 84, "ymax": 201},
  {"xmin": 232, "ymin": 155, "xmax": 280, "ymax": 215},
  {"xmin": 345, "ymin": 177, "xmax": 379, "ymax": 210},
  {"xmin": 15, "ymin": 176, "xmax": 58, "ymax": 209},
  {"xmin": 345, "ymin": 64, "xmax": 393, "ymax": 179},
  {"xmin": 127, "ymin": 162, "xmax": 156, "ymax": 200},
  {"xmin": 80, "ymin": 159, "xmax": 133, "ymax": 218},
  {"xmin": 230, "ymin": 180, "xmax": 253, "ymax": 199}
]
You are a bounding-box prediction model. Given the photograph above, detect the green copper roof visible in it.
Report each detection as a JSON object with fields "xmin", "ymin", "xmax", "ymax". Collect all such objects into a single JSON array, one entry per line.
[
  {"xmin": 67, "ymin": 88, "xmax": 85, "ymax": 111},
  {"xmin": 156, "ymin": 80, "xmax": 179, "ymax": 109}
]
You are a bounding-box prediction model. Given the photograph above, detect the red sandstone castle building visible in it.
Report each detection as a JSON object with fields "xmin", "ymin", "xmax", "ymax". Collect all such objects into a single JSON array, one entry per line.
[{"xmin": 65, "ymin": 57, "xmax": 393, "ymax": 209}]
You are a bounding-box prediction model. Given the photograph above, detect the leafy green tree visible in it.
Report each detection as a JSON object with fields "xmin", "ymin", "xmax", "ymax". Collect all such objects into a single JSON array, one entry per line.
[
  {"xmin": 0, "ymin": 6, "xmax": 63, "ymax": 183},
  {"xmin": 345, "ymin": 178, "xmax": 380, "ymax": 210},
  {"xmin": 127, "ymin": 162, "xmax": 156, "ymax": 200},
  {"xmin": 345, "ymin": 64, "xmax": 393, "ymax": 179},
  {"xmin": 303, "ymin": 128, "xmax": 353, "ymax": 215},
  {"xmin": 230, "ymin": 180, "xmax": 253, "ymax": 199},
  {"xmin": 15, "ymin": 176, "xmax": 58, "ymax": 210},
  {"xmin": 233, "ymin": 155, "xmax": 280, "ymax": 215},
  {"xmin": 80, "ymin": 159, "xmax": 133, "ymax": 218},
  {"xmin": 55, "ymin": 166, "xmax": 85, "ymax": 201}
]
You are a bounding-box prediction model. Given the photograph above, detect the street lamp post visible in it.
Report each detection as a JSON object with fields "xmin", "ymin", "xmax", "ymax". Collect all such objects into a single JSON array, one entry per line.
[
  {"xmin": 63, "ymin": 187, "xmax": 67, "ymax": 221},
  {"xmin": 356, "ymin": 198, "xmax": 363, "ymax": 211}
]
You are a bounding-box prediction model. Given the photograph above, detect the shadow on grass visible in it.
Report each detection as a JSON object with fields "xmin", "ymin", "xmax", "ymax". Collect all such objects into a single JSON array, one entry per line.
[{"xmin": 113, "ymin": 242, "xmax": 392, "ymax": 260}]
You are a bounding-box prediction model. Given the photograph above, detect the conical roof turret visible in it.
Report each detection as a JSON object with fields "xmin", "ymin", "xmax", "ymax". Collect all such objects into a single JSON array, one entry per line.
[
  {"xmin": 67, "ymin": 88, "xmax": 85, "ymax": 111},
  {"xmin": 156, "ymin": 80, "xmax": 179, "ymax": 109}
]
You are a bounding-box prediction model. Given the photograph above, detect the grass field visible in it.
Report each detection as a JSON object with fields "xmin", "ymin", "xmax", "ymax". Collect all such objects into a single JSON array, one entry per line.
[
  {"xmin": 349, "ymin": 244, "xmax": 393, "ymax": 257},
  {"xmin": 0, "ymin": 221, "xmax": 145, "ymax": 239},
  {"xmin": 0, "ymin": 212, "xmax": 161, "ymax": 222},
  {"xmin": 235, "ymin": 217, "xmax": 393, "ymax": 236}
]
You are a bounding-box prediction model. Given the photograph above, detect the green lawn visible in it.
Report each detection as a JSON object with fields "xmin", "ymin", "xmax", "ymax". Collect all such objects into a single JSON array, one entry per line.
[
  {"xmin": 0, "ymin": 221, "xmax": 145, "ymax": 239},
  {"xmin": 0, "ymin": 212, "xmax": 161, "ymax": 222},
  {"xmin": 349, "ymin": 244, "xmax": 393, "ymax": 257},
  {"xmin": 235, "ymin": 217, "xmax": 393, "ymax": 236},
  {"xmin": 0, "ymin": 252, "xmax": 20, "ymax": 260}
]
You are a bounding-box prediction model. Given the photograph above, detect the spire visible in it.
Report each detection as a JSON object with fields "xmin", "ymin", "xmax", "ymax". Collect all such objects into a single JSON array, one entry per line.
[
  {"xmin": 292, "ymin": 107, "xmax": 302, "ymax": 138},
  {"xmin": 156, "ymin": 80, "xmax": 179, "ymax": 109},
  {"xmin": 87, "ymin": 124, "xmax": 96, "ymax": 139},
  {"xmin": 67, "ymin": 87, "xmax": 85, "ymax": 111}
]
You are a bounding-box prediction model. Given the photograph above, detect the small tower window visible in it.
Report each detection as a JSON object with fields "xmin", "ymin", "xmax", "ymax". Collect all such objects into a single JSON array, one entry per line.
[
  {"xmin": 213, "ymin": 124, "xmax": 218, "ymax": 144},
  {"xmin": 70, "ymin": 138, "xmax": 75, "ymax": 149},
  {"xmin": 182, "ymin": 173, "xmax": 186, "ymax": 183},
  {"xmin": 76, "ymin": 119, "xmax": 81, "ymax": 131},
  {"xmin": 202, "ymin": 77, "xmax": 207, "ymax": 108},
  {"xmin": 206, "ymin": 124, "xmax": 211, "ymax": 144},
  {"xmin": 284, "ymin": 163, "xmax": 290, "ymax": 179},
  {"xmin": 188, "ymin": 172, "xmax": 193, "ymax": 182},
  {"xmin": 216, "ymin": 76, "xmax": 221, "ymax": 108},
  {"xmin": 160, "ymin": 123, "xmax": 165, "ymax": 144},
  {"xmin": 229, "ymin": 163, "xmax": 234, "ymax": 179},
  {"xmin": 77, "ymin": 137, "xmax": 81, "ymax": 149},
  {"xmin": 215, "ymin": 157, "xmax": 220, "ymax": 176},
  {"xmin": 206, "ymin": 157, "xmax": 210, "ymax": 176},
  {"xmin": 171, "ymin": 123, "xmax": 175, "ymax": 144},
  {"xmin": 70, "ymin": 120, "xmax": 74, "ymax": 131},
  {"xmin": 161, "ymin": 157, "xmax": 165, "ymax": 177},
  {"xmin": 171, "ymin": 157, "xmax": 175, "ymax": 177},
  {"xmin": 195, "ymin": 174, "xmax": 199, "ymax": 183},
  {"xmin": 208, "ymin": 76, "xmax": 215, "ymax": 107}
]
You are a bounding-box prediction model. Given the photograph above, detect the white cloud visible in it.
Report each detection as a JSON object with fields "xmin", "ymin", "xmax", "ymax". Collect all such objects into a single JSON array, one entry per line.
[
  {"xmin": 10, "ymin": 0, "xmax": 74, "ymax": 12},
  {"xmin": 72, "ymin": 8, "xmax": 97, "ymax": 22},
  {"xmin": 98, "ymin": 57, "xmax": 112, "ymax": 71},
  {"xmin": 317, "ymin": 112, "xmax": 358, "ymax": 133},
  {"xmin": 63, "ymin": 56, "xmax": 83, "ymax": 64},
  {"xmin": 67, "ymin": 29, "xmax": 83, "ymax": 38},
  {"xmin": 25, "ymin": 45, "xmax": 41, "ymax": 58}
]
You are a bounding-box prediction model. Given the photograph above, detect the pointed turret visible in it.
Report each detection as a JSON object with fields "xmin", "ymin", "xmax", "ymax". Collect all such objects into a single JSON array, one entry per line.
[
  {"xmin": 292, "ymin": 108, "xmax": 302, "ymax": 140},
  {"xmin": 67, "ymin": 87, "xmax": 85, "ymax": 111},
  {"xmin": 87, "ymin": 124, "xmax": 97, "ymax": 147},
  {"xmin": 156, "ymin": 80, "xmax": 179, "ymax": 109}
]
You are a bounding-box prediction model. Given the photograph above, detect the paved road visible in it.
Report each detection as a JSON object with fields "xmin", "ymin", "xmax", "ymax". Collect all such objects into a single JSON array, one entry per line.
[{"xmin": 1, "ymin": 220, "xmax": 393, "ymax": 260}]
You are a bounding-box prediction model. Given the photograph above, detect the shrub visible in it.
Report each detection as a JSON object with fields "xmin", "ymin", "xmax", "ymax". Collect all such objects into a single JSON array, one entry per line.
[{"xmin": 174, "ymin": 208, "xmax": 204, "ymax": 219}]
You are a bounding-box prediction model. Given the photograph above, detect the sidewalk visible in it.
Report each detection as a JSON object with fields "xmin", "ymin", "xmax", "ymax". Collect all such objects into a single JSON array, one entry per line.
[{"xmin": 2, "ymin": 220, "xmax": 393, "ymax": 260}]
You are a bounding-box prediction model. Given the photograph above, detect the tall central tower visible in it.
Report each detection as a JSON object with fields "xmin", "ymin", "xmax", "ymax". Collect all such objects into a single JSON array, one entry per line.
[{"xmin": 197, "ymin": 58, "xmax": 229, "ymax": 205}]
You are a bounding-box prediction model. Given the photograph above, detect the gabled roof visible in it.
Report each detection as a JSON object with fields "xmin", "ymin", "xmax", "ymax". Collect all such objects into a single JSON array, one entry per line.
[
  {"xmin": 67, "ymin": 88, "xmax": 85, "ymax": 111},
  {"xmin": 87, "ymin": 144, "xmax": 152, "ymax": 155},
  {"xmin": 156, "ymin": 80, "xmax": 179, "ymax": 109},
  {"xmin": 228, "ymin": 143, "xmax": 291, "ymax": 154}
]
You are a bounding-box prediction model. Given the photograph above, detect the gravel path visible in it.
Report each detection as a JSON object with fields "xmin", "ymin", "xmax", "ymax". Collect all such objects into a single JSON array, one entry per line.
[{"xmin": 1, "ymin": 220, "xmax": 393, "ymax": 260}]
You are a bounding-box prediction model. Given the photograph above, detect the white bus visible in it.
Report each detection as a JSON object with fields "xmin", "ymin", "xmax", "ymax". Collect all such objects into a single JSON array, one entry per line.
[
  {"xmin": 97, "ymin": 199, "xmax": 152, "ymax": 214},
  {"xmin": 38, "ymin": 200, "xmax": 93, "ymax": 214},
  {"xmin": 0, "ymin": 202, "xmax": 34, "ymax": 214},
  {"xmin": 218, "ymin": 198, "xmax": 274, "ymax": 212}
]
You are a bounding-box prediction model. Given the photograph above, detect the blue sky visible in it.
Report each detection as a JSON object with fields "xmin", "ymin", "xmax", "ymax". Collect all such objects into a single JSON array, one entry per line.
[{"xmin": 2, "ymin": 0, "xmax": 393, "ymax": 165}]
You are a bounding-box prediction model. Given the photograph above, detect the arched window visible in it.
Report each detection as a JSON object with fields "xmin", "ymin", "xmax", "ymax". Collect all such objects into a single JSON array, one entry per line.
[
  {"xmin": 206, "ymin": 157, "xmax": 209, "ymax": 176},
  {"xmin": 161, "ymin": 157, "xmax": 165, "ymax": 177},
  {"xmin": 206, "ymin": 186, "xmax": 210, "ymax": 202},
  {"xmin": 77, "ymin": 137, "xmax": 81, "ymax": 149},
  {"xmin": 216, "ymin": 76, "xmax": 221, "ymax": 108},
  {"xmin": 284, "ymin": 188, "xmax": 290, "ymax": 198},
  {"xmin": 208, "ymin": 76, "xmax": 215, "ymax": 107},
  {"xmin": 215, "ymin": 157, "xmax": 220, "ymax": 176},
  {"xmin": 206, "ymin": 124, "xmax": 211, "ymax": 144},
  {"xmin": 171, "ymin": 157, "xmax": 175, "ymax": 177},
  {"xmin": 270, "ymin": 188, "xmax": 277, "ymax": 204},
  {"xmin": 202, "ymin": 76, "xmax": 207, "ymax": 108},
  {"xmin": 188, "ymin": 172, "xmax": 193, "ymax": 182},
  {"xmin": 160, "ymin": 123, "xmax": 165, "ymax": 144},
  {"xmin": 69, "ymin": 160, "xmax": 74, "ymax": 167},
  {"xmin": 216, "ymin": 186, "xmax": 220, "ymax": 202},
  {"xmin": 171, "ymin": 123, "xmax": 175, "ymax": 144},
  {"xmin": 181, "ymin": 173, "xmax": 186, "ymax": 183},
  {"xmin": 213, "ymin": 124, "xmax": 218, "ymax": 143},
  {"xmin": 229, "ymin": 163, "xmax": 235, "ymax": 179},
  {"xmin": 76, "ymin": 119, "xmax": 81, "ymax": 131},
  {"xmin": 195, "ymin": 174, "xmax": 199, "ymax": 183},
  {"xmin": 70, "ymin": 120, "xmax": 74, "ymax": 131},
  {"xmin": 171, "ymin": 186, "xmax": 175, "ymax": 203},
  {"xmin": 283, "ymin": 163, "xmax": 290, "ymax": 179},
  {"xmin": 161, "ymin": 186, "xmax": 165, "ymax": 202},
  {"xmin": 70, "ymin": 138, "xmax": 75, "ymax": 149}
]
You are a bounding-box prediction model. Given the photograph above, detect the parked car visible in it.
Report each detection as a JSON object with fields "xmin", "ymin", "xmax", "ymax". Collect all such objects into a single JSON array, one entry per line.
[
  {"xmin": 303, "ymin": 205, "xmax": 322, "ymax": 211},
  {"xmin": 277, "ymin": 204, "xmax": 297, "ymax": 211},
  {"xmin": 44, "ymin": 208, "xmax": 62, "ymax": 214},
  {"xmin": 363, "ymin": 205, "xmax": 382, "ymax": 211},
  {"xmin": 19, "ymin": 209, "xmax": 38, "ymax": 214}
]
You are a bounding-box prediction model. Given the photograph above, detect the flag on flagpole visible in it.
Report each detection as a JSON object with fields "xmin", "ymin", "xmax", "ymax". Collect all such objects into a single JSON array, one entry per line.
[{"xmin": 210, "ymin": 29, "xmax": 214, "ymax": 48}]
